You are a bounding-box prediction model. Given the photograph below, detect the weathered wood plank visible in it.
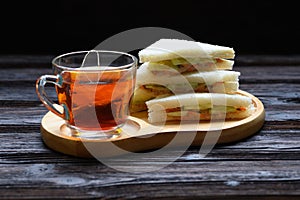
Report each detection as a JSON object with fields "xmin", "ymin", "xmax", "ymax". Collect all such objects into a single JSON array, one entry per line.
[
  {"xmin": 0, "ymin": 84, "xmax": 56, "ymax": 102},
  {"xmin": 235, "ymin": 65, "xmax": 300, "ymax": 83},
  {"xmin": 0, "ymin": 160, "xmax": 299, "ymax": 184},
  {"xmin": 0, "ymin": 186, "xmax": 299, "ymax": 200},
  {"xmin": 0, "ymin": 66, "xmax": 300, "ymax": 83},
  {"xmin": 0, "ymin": 160, "xmax": 299, "ymax": 199},
  {"xmin": 0, "ymin": 106, "xmax": 47, "ymax": 125},
  {"xmin": 0, "ymin": 121, "xmax": 299, "ymax": 163},
  {"xmin": 0, "ymin": 82, "xmax": 299, "ymax": 111},
  {"xmin": 1, "ymin": 84, "xmax": 299, "ymax": 123},
  {"xmin": 1, "ymin": 188, "xmax": 300, "ymax": 200},
  {"xmin": 0, "ymin": 68, "xmax": 51, "ymax": 82},
  {"xmin": 1, "ymin": 162, "xmax": 300, "ymax": 185},
  {"xmin": 0, "ymin": 102, "xmax": 298, "ymax": 126},
  {"xmin": 0, "ymin": 55, "xmax": 54, "ymax": 68},
  {"xmin": 236, "ymin": 55, "xmax": 300, "ymax": 66}
]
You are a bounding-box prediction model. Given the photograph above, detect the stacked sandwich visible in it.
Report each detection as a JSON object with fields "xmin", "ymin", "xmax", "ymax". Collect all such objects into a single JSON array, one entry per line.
[{"xmin": 130, "ymin": 39, "xmax": 254, "ymax": 123}]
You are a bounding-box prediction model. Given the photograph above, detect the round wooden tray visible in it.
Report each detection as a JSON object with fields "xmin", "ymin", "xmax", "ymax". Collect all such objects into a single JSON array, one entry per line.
[{"xmin": 41, "ymin": 90, "xmax": 265, "ymax": 158}]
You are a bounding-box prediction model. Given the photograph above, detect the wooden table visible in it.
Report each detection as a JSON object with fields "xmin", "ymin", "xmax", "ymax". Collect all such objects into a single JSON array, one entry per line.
[{"xmin": 0, "ymin": 55, "xmax": 299, "ymax": 199}]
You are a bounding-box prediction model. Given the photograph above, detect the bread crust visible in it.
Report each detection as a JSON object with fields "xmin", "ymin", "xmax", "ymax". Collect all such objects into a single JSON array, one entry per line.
[
  {"xmin": 139, "ymin": 39, "xmax": 235, "ymax": 63},
  {"xmin": 146, "ymin": 93, "xmax": 252, "ymax": 110}
]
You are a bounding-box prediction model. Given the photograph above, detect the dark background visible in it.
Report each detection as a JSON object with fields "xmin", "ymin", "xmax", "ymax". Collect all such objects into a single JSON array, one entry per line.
[{"xmin": 0, "ymin": 0, "xmax": 299, "ymax": 55}]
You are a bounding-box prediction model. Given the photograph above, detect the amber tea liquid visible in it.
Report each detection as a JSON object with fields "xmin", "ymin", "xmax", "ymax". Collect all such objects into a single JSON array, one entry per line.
[{"xmin": 56, "ymin": 67, "xmax": 135, "ymax": 131}]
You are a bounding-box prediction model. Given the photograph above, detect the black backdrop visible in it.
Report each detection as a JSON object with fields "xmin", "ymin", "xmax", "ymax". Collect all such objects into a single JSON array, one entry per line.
[{"xmin": 1, "ymin": 0, "xmax": 299, "ymax": 55}]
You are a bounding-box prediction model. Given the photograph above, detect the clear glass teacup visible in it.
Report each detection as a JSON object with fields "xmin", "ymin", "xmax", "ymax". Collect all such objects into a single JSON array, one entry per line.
[{"xmin": 36, "ymin": 50, "xmax": 137, "ymax": 139}]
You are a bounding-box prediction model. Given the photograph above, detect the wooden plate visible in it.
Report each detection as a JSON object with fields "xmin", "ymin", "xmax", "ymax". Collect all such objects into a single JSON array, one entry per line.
[{"xmin": 41, "ymin": 90, "xmax": 265, "ymax": 158}]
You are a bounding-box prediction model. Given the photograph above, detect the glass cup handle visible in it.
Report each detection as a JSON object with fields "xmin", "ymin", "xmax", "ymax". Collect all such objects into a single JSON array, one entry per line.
[{"xmin": 36, "ymin": 74, "xmax": 69, "ymax": 120}]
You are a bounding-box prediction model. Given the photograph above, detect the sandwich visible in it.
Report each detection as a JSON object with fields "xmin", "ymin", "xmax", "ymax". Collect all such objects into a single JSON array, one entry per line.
[
  {"xmin": 130, "ymin": 38, "xmax": 248, "ymax": 123},
  {"xmin": 138, "ymin": 39, "xmax": 235, "ymax": 73},
  {"xmin": 130, "ymin": 63, "xmax": 240, "ymax": 112},
  {"xmin": 146, "ymin": 93, "xmax": 255, "ymax": 123}
]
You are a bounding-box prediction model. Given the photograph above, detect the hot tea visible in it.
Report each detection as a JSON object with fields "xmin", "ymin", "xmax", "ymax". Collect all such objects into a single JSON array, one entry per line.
[
  {"xmin": 56, "ymin": 67, "xmax": 135, "ymax": 131},
  {"xmin": 36, "ymin": 50, "xmax": 137, "ymax": 139}
]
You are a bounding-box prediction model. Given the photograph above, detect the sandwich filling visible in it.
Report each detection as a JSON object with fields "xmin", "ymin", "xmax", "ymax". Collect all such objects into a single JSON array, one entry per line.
[
  {"xmin": 165, "ymin": 105, "xmax": 247, "ymax": 119},
  {"xmin": 142, "ymin": 81, "xmax": 231, "ymax": 95},
  {"xmin": 131, "ymin": 81, "xmax": 238, "ymax": 113},
  {"xmin": 149, "ymin": 58, "xmax": 224, "ymax": 75}
]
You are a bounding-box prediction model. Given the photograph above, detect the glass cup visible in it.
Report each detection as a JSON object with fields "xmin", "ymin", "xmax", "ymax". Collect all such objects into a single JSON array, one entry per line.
[{"xmin": 36, "ymin": 50, "xmax": 137, "ymax": 139}]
